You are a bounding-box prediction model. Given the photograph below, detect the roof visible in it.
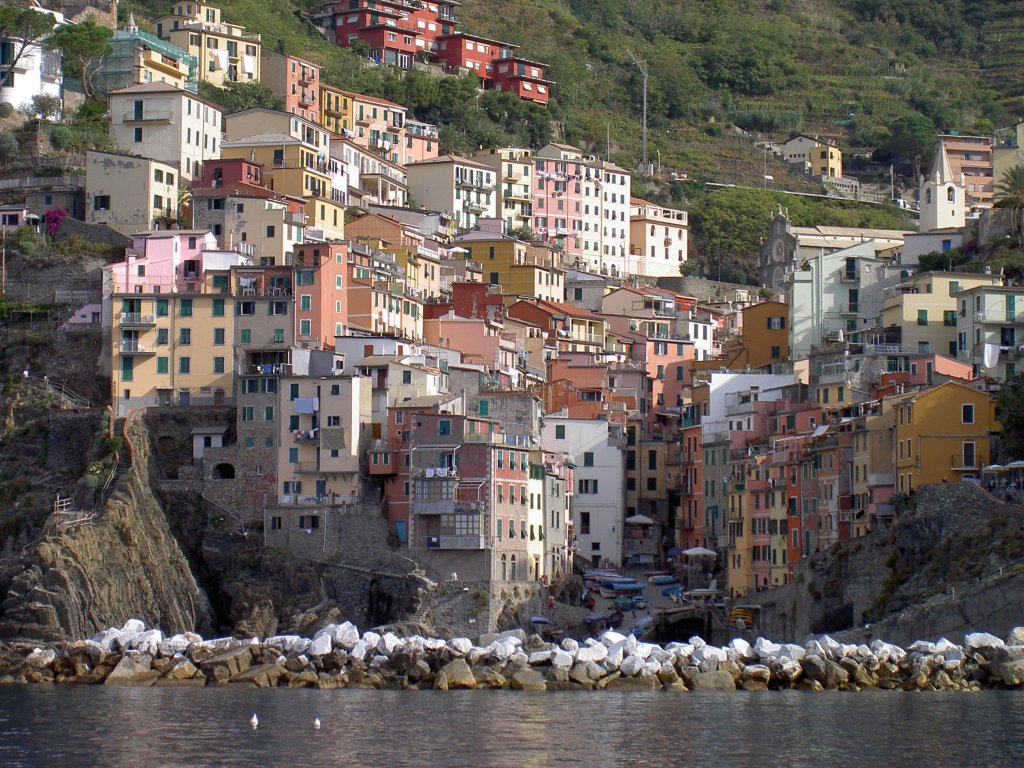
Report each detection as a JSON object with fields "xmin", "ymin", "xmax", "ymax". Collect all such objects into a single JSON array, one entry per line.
[
  {"xmin": 405, "ymin": 154, "xmax": 493, "ymax": 171},
  {"xmin": 221, "ymin": 133, "xmax": 301, "ymax": 148},
  {"xmin": 394, "ymin": 394, "xmax": 459, "ymax": 409},
  {"xmin": 336, "ymin": 90, "xmax": 407, "ymax": 110},
  {"xmin": 438, "ymin": 31, "xmax": 519, "ymax": 49},
  {"xmin": 107, "ymin": 82, "xmax": 221, "ymax": 110},
  {"xmin": 928, "ymin": 143, "xmax": 955, "ymax": 184}
]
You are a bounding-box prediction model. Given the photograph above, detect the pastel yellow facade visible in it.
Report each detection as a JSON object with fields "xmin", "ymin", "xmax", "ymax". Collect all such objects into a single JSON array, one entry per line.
[
  {"xmin": 154, "ymin": 2, "xmax": 261, "ymax": 89},
  {"xmin": 724, "ymin": 301, "xmax": 789, "ymax": 370},
  {"xmin": 456, "ymin": 237, "xmax": 564, "ymax": 303},
  {"xmin": 222, "ymin": 110, "xmax": 345, "ymax": 240},
  {"xmin": 111, "ymin": 280, "xmax": 235, "ymax": 417},
  {"xmin": 882, "ymin": 272, "xmax": 999, "ymax": 357},
  {"xmin": 891, "ymin": 381, "xmax": 1000, "ymax": 493}
]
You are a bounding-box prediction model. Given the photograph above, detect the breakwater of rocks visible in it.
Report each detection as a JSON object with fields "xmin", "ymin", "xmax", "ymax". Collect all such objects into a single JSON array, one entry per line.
[{"xmin": 4, "ymin": 620, "xmax": 1024, "ymax": 691}]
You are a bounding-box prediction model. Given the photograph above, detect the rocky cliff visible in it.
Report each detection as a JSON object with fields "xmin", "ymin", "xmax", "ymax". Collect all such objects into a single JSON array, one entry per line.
[
  {"xmin": 0, "ymin": 410, "xmax": 209, "ymax": 640},
  {"xmin": 755, "ymin": 483, "xmax": 1024, "ymax": 646}
]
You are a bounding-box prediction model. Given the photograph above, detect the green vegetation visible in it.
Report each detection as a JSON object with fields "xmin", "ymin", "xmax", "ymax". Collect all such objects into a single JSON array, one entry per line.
[
  {"xmin": 197, "ymin": 81, "xmax": 283, "ymax": 114},
  {"xmin": 997, "ymin": 375, "xmax": 1024, "ymax": 463},
  {"xmin": 47, "ymin": 19, "xmax": 114, "ymax": 99},
  {"xmin": 677, "ymin": 185, "xmax": 913, "ymax": 282}
]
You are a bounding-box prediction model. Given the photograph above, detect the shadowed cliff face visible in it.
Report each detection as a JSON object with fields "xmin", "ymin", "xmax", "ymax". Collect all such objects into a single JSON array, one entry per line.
[
  {"xmin": 754, "ymin": 483, "xmax": 1024, "ymax": 646},
  {"xmin": 0, "ymin": 412, "xmax": 209, "ymax": 641}
]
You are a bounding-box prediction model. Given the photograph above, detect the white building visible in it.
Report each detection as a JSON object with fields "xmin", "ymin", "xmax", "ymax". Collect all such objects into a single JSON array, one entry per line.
[
  {"xmin": 595, "ymin": 159, "xmax": 631, "ymax": 278},
  {"xmin": 108, "ymin": 83, "xmax": 222, "ymax": 182},
  {"xmin": 406, "ymin": 155, "xmax": 496, "ymax": 231},
  {"xmin": 542, "ymin": 415, "xmax": 624, "ymax": 569},
  {"xmin": 919, "ymin": 143, "xmax": 966, "ymax": 233},
  {"xmin": 472, "ymin": 147, "xmax": 534, "ymax": 233},
  {"xmin": 956, "ymin": 285, "xmax": 1024, "ymax": 381},
  {"xmin": 0, "ymin": 8, "xmax": 63, "ymax": 113},
  {"xmin": 629, "ymin": 197, "xmax": 689, "ymax": 278}
]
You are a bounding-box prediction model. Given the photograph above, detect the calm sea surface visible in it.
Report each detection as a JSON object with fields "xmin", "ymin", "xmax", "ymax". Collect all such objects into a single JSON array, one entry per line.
[{"xmin": 1, "ymin": 685, "xmax": 1022, "ymax": 767}]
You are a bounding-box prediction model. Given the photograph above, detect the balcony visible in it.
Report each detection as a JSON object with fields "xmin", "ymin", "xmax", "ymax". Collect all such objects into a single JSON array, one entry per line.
[
  {"xmin": 839, "ymin": 302, "xmax": 859, "ymax": 315},
  {"xmin": 119, "ymin": 340, "xmax": 155, "ymax": 355},
  {"xmin": 503, "ymin": 171, "xmax": 523, "ymax": 182},
  {"xmin": 840, "ymin": 270, "xmax": 859, "ymax": 283},
  {"xmin": 295, "ymin": 461, "xmax": 321, "ymax": 474},
  {"xmin": 427, "ymin": 534, "xmax": 485, "ymax": 550},
  {"xmin": 293, "ymin": 429, "xmax": 319, "ymax": 443},
  {"xmin": 950, "ymin": 455, "xmax": 981, "ymax": 471},
  {"xmin": 120, "ymin": 313, "xmax": 156, "ymax": 327},
  {"xmin": 299, "ymin": 93, "xmax": 317, "ymax": 107},
  {"xmin": 465, "ymin": 201, "xmax": 486, "ymax": 214},
  {"xmin": 368, "ymin": 450, "xmax": 396, "ymax": 475},
  {"xmin": 413, "ymin": 499, "xmax": 459, "ymax": 515},
  {"xmin": 123, "ymin": 107, "xmax": 173, "ymax": 123}
]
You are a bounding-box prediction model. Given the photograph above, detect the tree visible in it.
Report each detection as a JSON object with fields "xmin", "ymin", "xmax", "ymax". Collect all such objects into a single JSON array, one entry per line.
[
  {"xmin": 198, "ymin": 80, "xmax": 283, "ymax": 114},
  {"xmin": 0, "ymin": 6, "xmax": 57, "ymax": 89},
  {"xmin": 0, "ymin": 131, "xmax": 18, "ymax": 164},
  {"xmin": 994, "ymin": 165, "xmax": 1024, "ymax": 252},
  {"xmin": 874, "ymin": 114, "xmax": 938, "ymax": 169},
  {"xmin": 509, "ymin": 225, "xmax": 537, "ymax": 241},
  {"xmin": 30, "ymin": 92, "xmax": 61, "ymax": 121},
  {"xmin": 997, "ymin": 374, "xmax": 1024, "ymax": 462},
  {"xmin": 47, "ymin": 19, "xmax": 113, "ymax": 100}
]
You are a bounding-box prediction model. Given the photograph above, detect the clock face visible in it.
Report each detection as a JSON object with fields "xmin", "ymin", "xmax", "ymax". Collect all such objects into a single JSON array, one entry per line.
[{"xmin": 774, "ymin": 241, "xmax": 784, "ymax": 262}]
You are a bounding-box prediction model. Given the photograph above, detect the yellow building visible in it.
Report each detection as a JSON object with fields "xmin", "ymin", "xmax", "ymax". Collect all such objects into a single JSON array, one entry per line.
[
  {"xmin": 154, "ymin": 1, "xmax": 261, "ymax": 88},
  {"xmin": 455, "ymin": 229, "xmax": 564, "ymax": 303},
  {"xmin": 723, "ymin": 301, "xmax": 789, "ymax": 370},
  {"xmin": 891, "ymin": 380, "xmax": 1000, "ymax": 493},
  {"xmin": 781, "ymin": 135, "xmax": 843, "ymax": 178},
  {"xmin": 322, "ymin": 89, "xmax": 407, "ymax": 167},
  {"xmin": 882, "ymin": 271, "xmax": 1000, "ymax": 358},
  {"xmin": 221, "ymin": 109, "xmax": 345, "ymax": 240},
  {"xmin": 318, "ymin": 83, "xmax": 350, "ymax": 138},
  {"xmin": 106, "ymin": 240, "xmax": 240, "ymax": 417}
]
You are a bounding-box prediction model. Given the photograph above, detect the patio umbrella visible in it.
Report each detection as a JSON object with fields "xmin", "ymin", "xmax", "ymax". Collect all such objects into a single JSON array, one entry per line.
[
  {"xmin": 682, "ymin": 546, "xmax": 717, "ymax": 557},
  {"xmin": 983, "ymin": 464, "xmax": 1006, "ymax": 472}
]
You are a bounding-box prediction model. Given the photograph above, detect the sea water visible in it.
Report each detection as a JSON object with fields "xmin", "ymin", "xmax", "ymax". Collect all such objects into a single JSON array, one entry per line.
[{"xmin": 2, "ymin": 685, "xmax": 1022, "ymax": 767}]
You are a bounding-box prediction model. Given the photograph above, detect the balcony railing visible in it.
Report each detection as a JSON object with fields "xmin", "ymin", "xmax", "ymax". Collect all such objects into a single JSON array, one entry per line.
[
  {"xmin": 118, "ymin": 341, "xmax": 154, "ymax": 354},
  {"xmin": 950, "ymin": 455, "xmax": 981, "ymax": 471},
  {"xmin": 272, "ymin": 494, "xmax": 359, "ymax": 507},
  {"xmin": 120, "ymin": 313, "xmax": 155, "ymax": 326},
  {"xmin": 293, "ymin": 429, "xmax": 319, "ymax": 443},
  {"xmin": 427, "ymin": 534, "xmax": 485, "ymax": 550},
  {"xmin": 123, "ymin": 107, "xmax": 173, "ymax": 122},
  {"xmin": 295, "ymin": 461, "xmax": 321, "ymax": 474}
]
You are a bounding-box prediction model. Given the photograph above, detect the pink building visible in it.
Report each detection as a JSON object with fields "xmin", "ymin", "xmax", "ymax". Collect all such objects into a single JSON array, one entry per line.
[
  {"xmin": 404, "ymin": 120, "xmax": 439, "ymax": 165},
  {"xmin": 260, "ymin": 51, "xmax": 321, "ymax": 125}
]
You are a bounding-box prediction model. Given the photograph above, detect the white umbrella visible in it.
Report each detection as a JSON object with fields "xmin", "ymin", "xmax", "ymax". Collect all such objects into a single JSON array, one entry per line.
[
  {"xmin": 682, "ymin": 546, "xmax": 717, "ymax": 557},
  {"xmin": 983, "ymin": 464, "xmax": 1006, "ymax": 472}
]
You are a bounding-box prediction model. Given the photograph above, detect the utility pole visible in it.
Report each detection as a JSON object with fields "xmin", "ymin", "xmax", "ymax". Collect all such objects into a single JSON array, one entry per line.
[{"xmin": 626, "ymin": 50, "xmax": 648, "ymax": 174}]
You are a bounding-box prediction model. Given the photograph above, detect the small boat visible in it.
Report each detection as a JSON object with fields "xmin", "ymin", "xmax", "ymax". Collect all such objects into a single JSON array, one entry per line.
[
  {"xmin": 661, "ymin": 585, "xmax": 684, "ymax": 597},
  {"xmin": 649, "ymin": 574, "xmax": 679, "ymax": 585},
  {"xmin": 643, "ymin": 570, "xmax": 671, "ymax": 579},
  {"xmin": 631, "ymin": 595, "xmax": 648, "ymax": 609},
  {"xmin": 613, "ymin": 596, "xmax": 635, "ymax": 611},
  {"xmin": 608, "ymin": 580, "xmax": 645, "ymax": 595}
]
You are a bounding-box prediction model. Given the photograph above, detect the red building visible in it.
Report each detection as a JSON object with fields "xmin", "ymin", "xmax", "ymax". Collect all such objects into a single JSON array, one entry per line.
[{"xmin": 316, "ymin": 0, "xmax": 552, "ymax": 104}]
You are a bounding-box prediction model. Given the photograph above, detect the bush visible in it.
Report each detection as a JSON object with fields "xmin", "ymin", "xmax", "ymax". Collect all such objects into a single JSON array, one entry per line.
[
  {"xmin": 49, "ymin": 125, "xmax": 75, "ymax": 150},
  {"xmin": 0, "ymin": 103, "xmax": 13, "ymax": 119},
  {"xmin": 0, "ymin": 131, "xmax": 18, "ymax": 163}
]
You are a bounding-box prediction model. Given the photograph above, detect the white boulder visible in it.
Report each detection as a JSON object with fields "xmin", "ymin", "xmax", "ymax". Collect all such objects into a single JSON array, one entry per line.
[{"xmin": 309, "ymin": 634, "xmax": 333, "ymax": 657}]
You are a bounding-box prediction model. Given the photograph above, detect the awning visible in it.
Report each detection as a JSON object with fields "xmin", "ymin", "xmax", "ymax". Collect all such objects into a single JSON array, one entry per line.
[
  {"xmin": 624, "ymin": 514, "xmax": 655, "ymax": 525},
  {"xmin": 293, "ymin": 397, "xmax": 319, "ymax": 414},
  {"xmin": 682, "ymin": 546, "xmax": 717, "ymax": 557}
]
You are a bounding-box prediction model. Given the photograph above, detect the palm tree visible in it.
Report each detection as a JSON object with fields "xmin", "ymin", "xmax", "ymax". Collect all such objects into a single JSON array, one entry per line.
[{"xmin": 995, "ymin": 165, "xmax": 1024, "ymax": 251}]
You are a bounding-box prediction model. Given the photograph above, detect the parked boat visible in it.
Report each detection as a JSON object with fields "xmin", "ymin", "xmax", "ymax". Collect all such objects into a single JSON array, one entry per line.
[
  {"xmin": 631, "ymin": 595, "xmax": 649, "ymax": 609},
  {"xmin": 649, "ymin": 574, "xmax": 679, "ymax": 585},
  {"xmin": 661, "ymin": 584, "xmax": 684, "ymax": 597}
]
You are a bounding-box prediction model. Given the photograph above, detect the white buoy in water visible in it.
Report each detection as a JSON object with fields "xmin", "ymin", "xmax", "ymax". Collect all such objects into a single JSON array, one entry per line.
[
  {"xmin": 250, "ymin": 714, "xmax": 259, "ymax": 729},
  {"xmin": 314, "ymin": 718, "xmax": 321, "ymax": 730}
]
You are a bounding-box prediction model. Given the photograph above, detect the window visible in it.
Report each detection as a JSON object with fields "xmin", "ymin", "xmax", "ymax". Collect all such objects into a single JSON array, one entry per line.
[
  {"xmin": 771, "ymin": 345, "xmax": 781, "ymax": 359},
  {"xmin": 300, "ymin": 295, "xmax": 311, "ymax": 311},
  {"xmin": 180, "ymin": 299, "xmax": 193, "ymax": 317},
  {"xmin": 240, "ymin": 328, "xmax": 251, "ymax": 344},
  {"xmin": 179, "ymin": 328, "xmax": 191, "ymax": 345},
  {"xmin": 155, "ymin": 299, "xmax": 168, "ymax": 317},
  {"xmin": 917, "ymin": 309, "xmax": 928, "ymax": 326},
  {"xmin": 213, "ymin": 357, "xmax": 224, "ymax": 374},
  {"xmin": 768, "ymin": 316, "xmax": 785, "ymax": 330},
  {"xmin": 266, "ymin": 226, "xmax": 275, "ymax": 238},
  {"xmin": 93, "ymin": 195, "xmax": 111, "ymax": 211},
  {"xmin": 438, "ymin": 419, "xmax": 451, "ymax": 436},
  {"xmin": 212, "ymin": 299, "xmax": 225, "ymax": 317},
  {"xmin": 646, "ymin": 477, "xmax": 657, "ymax": 491},
  {"xmin": 402, "ymin": 370, "xmax": 412, "ymax": 384},
  {"xmin": 134, "ymin": 127, "xmax": 142, "ymax": 142},
  {"xmin": 156, "ymin": 328, "xmax": 168, "ymax": 345},
  {"xmin": 962, "ymin": 404, "xmax": 975, "ymax": 424},
  {"xmin": 179, "ymin": 357, "xmax": 191, "ymax": 374},
  {"xmin": 156, "ymin": 357, "xmax": 168, "ymax": 374},
  {"xmin": 583, "ymin": 452, "xmax": 594, "ymax": 467},
  {"xmin": 299, "ymin": 319, "xmax": 311, "ymax": 336},
  {"xmin": 578, "ymin": 479, "xmax": 598, "ymax": 494},
  {"xmin": 265, "ymin": 406, "xmax": 274, "ymax": 421},
  {"xmin": 555, "ymin": 424, "xmax": 565, "ymax": 439},
  {"xmin": 213, "ymin": 328, "xmax": 225, "ymax": 345}
]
